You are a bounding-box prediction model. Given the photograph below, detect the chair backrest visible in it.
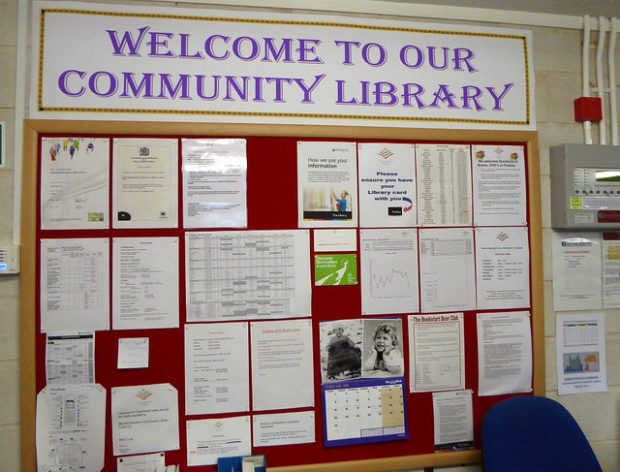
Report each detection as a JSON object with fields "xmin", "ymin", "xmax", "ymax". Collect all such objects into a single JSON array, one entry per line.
[{"xmin": 482, "ymin": 396, "xmax": 602, "ymax": 472}]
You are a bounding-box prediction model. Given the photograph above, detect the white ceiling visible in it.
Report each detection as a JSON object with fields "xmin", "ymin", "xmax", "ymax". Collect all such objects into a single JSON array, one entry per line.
[{"xmin": 382, "ymin": 0, "xmax": 620, "ymax": 17}]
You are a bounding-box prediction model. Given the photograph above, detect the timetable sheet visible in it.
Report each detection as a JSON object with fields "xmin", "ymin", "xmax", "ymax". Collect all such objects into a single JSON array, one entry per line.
[
  {"xmin": 40, "ymin": 238, "xmax": 110, "ymax": 333},
  {"xmin": 185, "ymin": 230, "xmax": 311, "ymax": 321}
]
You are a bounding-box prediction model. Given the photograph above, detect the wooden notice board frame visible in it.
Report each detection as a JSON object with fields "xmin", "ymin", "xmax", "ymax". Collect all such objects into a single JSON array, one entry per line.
[{"xmin": 20, "ymin": 119, "xmax": 544, "ymax": 472}]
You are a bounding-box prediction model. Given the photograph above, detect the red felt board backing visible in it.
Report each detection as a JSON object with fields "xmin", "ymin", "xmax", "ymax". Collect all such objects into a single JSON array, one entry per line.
[{"xmin": 22, "ymin": 122, "xmax": 544, "ymax": 472}]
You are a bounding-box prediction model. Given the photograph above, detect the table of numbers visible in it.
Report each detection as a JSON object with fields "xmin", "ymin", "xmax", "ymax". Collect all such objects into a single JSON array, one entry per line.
[{"xmin": 323, "ymin": 378, "xmax": 407, "ymax": 447}]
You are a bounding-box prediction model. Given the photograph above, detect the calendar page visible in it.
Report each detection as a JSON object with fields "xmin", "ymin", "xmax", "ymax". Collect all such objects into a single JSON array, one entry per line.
[{"xmin": 322, "ymin": 378, "xmax": 407, "ymax": 447}]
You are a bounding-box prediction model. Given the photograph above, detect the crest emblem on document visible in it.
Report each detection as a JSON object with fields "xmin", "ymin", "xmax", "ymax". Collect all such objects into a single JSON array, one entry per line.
[
  {"xmin": 135, "ymin": 388, "xmax": 153, "ymax": 401},
  {"xmin": 378, "ymin": 148, "xmax": 394, "ymax": 159},
  {"xmin": 496, "ymin": 232, "xmax": 509, "ymax": 242}
]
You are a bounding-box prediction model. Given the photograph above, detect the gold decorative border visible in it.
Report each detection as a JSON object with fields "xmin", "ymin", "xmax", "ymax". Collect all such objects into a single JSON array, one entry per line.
[{"xmin": 37, "ymin": 8, "xmax": 531, "ymax": 126}]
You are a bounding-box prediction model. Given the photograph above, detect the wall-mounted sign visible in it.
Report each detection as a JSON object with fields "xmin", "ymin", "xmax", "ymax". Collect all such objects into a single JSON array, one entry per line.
[{"xmin": 31, "ymin": 2, "xmax": 535, "ymax": 130}]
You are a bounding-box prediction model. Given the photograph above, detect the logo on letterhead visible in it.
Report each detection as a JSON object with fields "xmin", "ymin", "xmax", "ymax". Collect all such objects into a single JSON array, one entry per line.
[
  {"xmin": 496, "ymin": 232, "xmax": 509, "ymax": 242},
  {"xmin": 378, "ymin": 148, "xmax": 394, "ymax": 159},
  {"xmin": 135, "ymin": 388, "xmax": 153, "ymax": 401}
]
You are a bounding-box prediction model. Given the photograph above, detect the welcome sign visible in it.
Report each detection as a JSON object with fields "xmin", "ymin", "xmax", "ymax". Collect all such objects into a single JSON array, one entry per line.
[{"xmin": 31, "ymin": 2, "xmax": 535, "ymax": 129}]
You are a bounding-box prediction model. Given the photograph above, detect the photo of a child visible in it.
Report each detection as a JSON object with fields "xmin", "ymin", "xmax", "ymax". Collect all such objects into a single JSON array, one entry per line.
[
  {"xmin": 321, "ymin": 319, "xmax": 404, "ymax": 383},
  {"xmin": 362, "ymin": 320, "xmax": 404, "ymax": 377}
]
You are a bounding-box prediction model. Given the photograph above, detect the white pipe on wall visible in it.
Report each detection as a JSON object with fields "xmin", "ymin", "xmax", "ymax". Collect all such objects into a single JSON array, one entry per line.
[
  {"xmin": 596, "ymin": 16, "xmax": 608, "ymax": 145},
  {"xmin": 610, "ymin": 18, "xmax": 619, "ymax": 145},
  {"xmin": 583, "ymin": 15, "xmax": 593, "ymax": 145}
]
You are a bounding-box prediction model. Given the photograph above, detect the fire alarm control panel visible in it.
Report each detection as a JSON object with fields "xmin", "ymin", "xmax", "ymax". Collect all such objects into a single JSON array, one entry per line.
[{"xmin": 551, "ymin": 144, "xmax": 620, "ymax": 229}]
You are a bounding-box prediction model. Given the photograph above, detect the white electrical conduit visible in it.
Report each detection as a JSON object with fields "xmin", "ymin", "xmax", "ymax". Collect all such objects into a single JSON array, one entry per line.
[
  {"xmin": 596, "ymin": 16, "xmax": 608, "ymax": 145},
  {"xmin": 583, "ymin": 15, "xmax": 593, "ymax": 145},
  {"xmin": 609, "ymin": 18, "xmax": 619, "ymax": 145}
]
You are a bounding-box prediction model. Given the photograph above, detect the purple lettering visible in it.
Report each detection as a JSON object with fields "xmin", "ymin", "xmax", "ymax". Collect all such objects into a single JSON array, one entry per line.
[
  {"xmin": 293, "ymin": 74, "xmax": 325, "ymax": 103},
  {"xmin": 486, "ymin": 83, "xmax": 514, "ymax": 110},
  {"xmin": 265, "ymin": 77, "xmax": 294, "ymax": 102},
  {"xmin": 461, "ymin": 86, "xmax": 484, "ymax": 110},
  {"xmin": 452, "ymin": 48, "xmax": 477, "ymax": 72},
  {"xmin": 158, "ymin": 74, "xmax": 191, "ymax": 99},
  {"xmin": 336, "ymin": 80, "xmax": 359, "ymax": 104},
  {"xmin": 224, "ymin": 76, "xmax": 250, "ymax": 101},
  {"xmin": 204, "ymin": 35, "xmax": 230, "ymax": 60},
  {"xmin": 179, "ymin": 33, "xmax": 203, "ymax": 59},
  {"xmin": 373, "ymin": 82, "xmax": 398, "ymax": 106},
  {"xmin": 120, "ymin": 72, "xmax": 155, "ymax": 98},
  {"xmin": 362, "ymin": 43, "xmax": 387, "ymax": 67},
  {"xmin": 335, "ymin": 40, "xmax": 361, "ymax": 65},
  {"xmin": 253, "ymin": 76, "xmax": 265, "ymax": 102},
  {"xmin": 58, "ymin": 70, "xmax": 86, "ymax": 97},
  {"xmin": 148, "ymin": 31, "xmax": 175, "ymax": 57},
  {"xmin": 399, "ymin": 45, "xmax": 424, "ymax": 68},
  {"xmin": 232, "ymin": 37, "xmax": 260, "ymax": 61},
  {"xmin": 196, "ymin": 75, "xmax": 220, "ymax": 100},
  {"xmin": 296, "ymin": 39, "xmax": 323, "ymax": 64},
  {"xmin": 262, "ymin": 38, "xmax": 294, "ymax": 63},
  {"xmin": 402, "ymin": 83, "xmax": 426, "ymax": 108},
  {"xmin": 429, "ymin": 84, "xmax": 458, "ymax": 108},
  {"xmin": 88, "ymin": 71, "xmax": 118, "ymax": 97},
  {"xmin": 106, "ymin": 27, "xmax": 150, "ymax": 56},
  {"xmin": 428, "ymin": 46, "xmax": 449, "ymax": 70}
]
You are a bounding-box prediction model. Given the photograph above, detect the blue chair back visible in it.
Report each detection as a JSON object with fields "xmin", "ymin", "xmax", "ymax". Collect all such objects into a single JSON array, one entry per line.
[{"xmin": 482, "ymin": 396, "xmax": 601, "ymax": 472}]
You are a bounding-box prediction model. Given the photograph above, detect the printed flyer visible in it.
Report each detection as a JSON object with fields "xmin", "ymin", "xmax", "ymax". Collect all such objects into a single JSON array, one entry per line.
[
  {"xmin": 358, "ymin": 143, "xmax": 416, "ymax": 227},
  {"xmin": 297, "ymin": 141, "xmax": 357, "ymax": 227}
]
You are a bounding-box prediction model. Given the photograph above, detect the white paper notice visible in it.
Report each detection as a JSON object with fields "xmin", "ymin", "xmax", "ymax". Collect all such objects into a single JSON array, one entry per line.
[
  {"xmin": 113, "ymin": 138, "xmax": 178, "ymax": 228},
  {"xmin": 41, "ymin": 137, "xmax": 109, "ymax": 230},
  {"xmin": 113, "ymin": 237, "xmax": 179, "ymax": 330},
  {"xmin": 358, "ymin": 142, "xmax": 416, "ymax": 227},
  {"xmin": 250, "ymin": 319, "xmax": 314, "ymax": 411},
  {"xmin": 112, "ymin": 383, "xmax": 180, "ymax": 456},
  {"xmin": 117, "ymin": 452, "xmax": 165, "ymax": 472},
  {"xmin": 602, "ymin": 236, "xmax": 620, "ymax": 307},
  {"xmin": 36, "ymin": 384, "xmax": 106, "ymax": 472},
  {"xmin": 117, "ymin": 338, "xmax": 149, "ymax": 369},
  {"xmin": 186, "ymin": 416, "xmax": 251, "ymax": 466},
  {"xmin": 416, "ymin": 144, "xmax": 472, "ymax": 226},
  {"xmin": 40, "ymin": 238, "xmax": 110, "ymax": 333},
  {"xmin": 472, "ymin": 144, "xmax": 527, "ymax": 226},
  {"xmin": 184, "ymin": 323, "xmax": 249, "ymax": 415},
  {"xmin": 552, "ymin": 232, "xmax": 602, "ymax": 311},
  {"xmin": 253, "ymin": 411, "xmax": 315, "ymax": 447},
  {"xmin": 46, "ymin": 332, "xmax": 95, "ymax": 384},
  {"xmin": 475, "ymin": 227, "xmax": 530, "ymax": 310},
  {"xmin": 313, "ymin": 229, "xmax": 357, "ymax": 252},
  {"xmin": 182, "ymin": 138, "xmax": 247, "ymax": 228},
  {"xmin": 408, "ymin": 313, "xmax": 464, "ymax": 393},
  {"xmin": 556, "ymin": 313, "xmax": 607, "ymax": 395},
  {"xmin": 432, "ymin": 390, "xmax": 473, "ymax": 451},
  {"xmin": 477, "ymin": 311, "xmax": 532, "ymax": 396},
  {"xmin": 419, "ymin": 228, "xmax": 476, "ymax": 313},
  {"xmin": 360, "ymin": 229, "xmax": 419, "ymax": 315},
  {"xmin": 297, "ymin": 141, "xmax": 357, "ymax": 228},
  {"xmin": 186, "ymin": 230, "xmax": 311, "ymax": 321}
]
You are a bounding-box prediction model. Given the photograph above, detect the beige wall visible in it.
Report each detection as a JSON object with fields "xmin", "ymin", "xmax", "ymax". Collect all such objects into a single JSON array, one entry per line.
[
  {"xmin": 0, "ymin": 1, "xmax": 617, "ymax": 471},
  {"xmin": 0, "ymin": 0, "xmax": 20, "ymax": 469}
]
